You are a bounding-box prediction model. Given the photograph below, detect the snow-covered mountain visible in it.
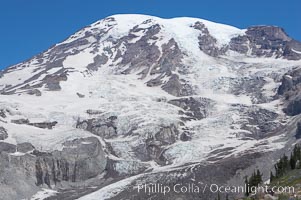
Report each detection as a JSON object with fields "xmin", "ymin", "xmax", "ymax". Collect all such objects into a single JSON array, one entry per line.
[{"xmin": 1, "ymin": 14, "xmax": 301, "ymax": 200}]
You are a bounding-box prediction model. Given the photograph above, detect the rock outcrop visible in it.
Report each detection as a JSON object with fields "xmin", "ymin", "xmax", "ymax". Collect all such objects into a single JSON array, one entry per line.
[
  {"xmin": 277, "ymin": 67, "xmax": 301, "ymax": 115},
  {"xmin": 230, "ymin": 26, "xmax": 301, "ymax": 60},
  {"xmin": 76, "ymin": 116, "xmax": 118, "ymax": 139},
  {"xmin": 0, "ymin": 126, "xmax": 8, "ymax": 140},
  {"xmin": 0, "ymin": 137, "xmax": 107, "ymax": 200},
  {"xmin": 11, "ymin": 119, "xmax": 57, "ymax": 129}
]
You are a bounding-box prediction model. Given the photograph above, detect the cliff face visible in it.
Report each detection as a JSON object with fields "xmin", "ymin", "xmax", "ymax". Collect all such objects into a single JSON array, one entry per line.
[
  {"xmin": 0, "ymin": 137, "xmax": 106, "ymax": 199},
  {"xmin": 0, "ymin": 14, "xmax": 301, "ymax": 199}
]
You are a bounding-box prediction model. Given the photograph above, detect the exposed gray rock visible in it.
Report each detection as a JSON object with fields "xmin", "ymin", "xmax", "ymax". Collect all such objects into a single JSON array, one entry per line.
[
  {"xmin": 229, "ymin": 35, "xmax": 249, "ymax": 54},
  {"xmin": 124, "ymin": 124, "xmax": 181, "ymax": 165},
  {"xmin": 30, "ymin": 121, "xmax": 58, "ymax": 129},
  {"xmin": 43, "ymin": 70, "xmax": 68, "ymax": 91},
  {"xmin": 278, "ymin": 67, "xmax": 301, "ymax": 95},
  {"xmin": 180, "ymin": 131, "xmax": 192, "ymax": 141},
  {"xmin": 26, "ymin": 89, "xmax": 42, "ymax": 96},
  {"xmin": 296, "ymin": 122, "xmax": 301, "ymax": 139},
  {"xmin": 278, "ymin": 74, "xmax": 294, "ymax": 95},
  {"xmin": 234, "ymin": 105, "xmax": 280, "ymax": 139},
  {"xmin": 117, "ymin": 24, "xmax": 161, "ymax": 74},
  {"xmin": 17, "ymin": 142, "xmax": 35, "ymax": 153},
  {"xmin": 146, "ymin": 144, "xmax": 163, "ymax": 162},
  {"xmin": 86, "ymin": 54, "xmax": 108, "ymax": 71},
  {"xmin": 149, "ymin": 38, "xmax": 183, "ymax": 76},
  {"xmin": 285, "ymin": 99, "xmax": 301, "ymax": 116},
  {"xmin": 147, "ymin": 39, "xmax": 193, "ymax": 96},
  {"xmin": 0, "ymin": 137, "xmax": 106, "ymax": 200},
  {"xmin": 86, "ymin": 109, "xmax": 104, "ymax": 115},
  {"xmin": 277, "ymin": 67, "xmax": 301, "ymax": 115},
  {"xmin": 0, "ymin": 109, "xmax": 7, "ymax": 118},
  {"xmin": 284, "ymin": 40, "xmax": 301, "ymax": 60},
  {"xmin": 0, "ymin": 152, "xmax": 39, "ymax": 200},
  {"xmin": 168, "ymin": 97, "xmax": 214, "ymax": 121},
  {"xmin": 0, "ymin": 126, "xmax": 8, "ymax": 140},
  {"xmin": 0, "ymin": 142, "xmax": 16, "ymax": 153},
  {"xmin": 76, "ymin": 92, "xmax": 85, "ymax": 98},
  {"xmin": 230, "ymin": 26, "xmax": 301, "ymax": 60},
  {"xmin": 76, "ymin": 116, "xmax": 118, "ymax": 139},
  {"xmin": 193, "ymin": 21, "xmax": 228, "ymax": 57},
  {"xmin": 48, "ymin": 137, "xmax": 107, "ymax": 184},
  {"xmin": 145, "ymin": 38, "xmax": 193, "ymax": 97},
  {"xmin": 11, "ymin": 118, "xmax": 29, "ymax": 125},
  {"xmin": 108, "ymin": 23, "xmax": 193, "ymax": 97},
  {"xmin": 161, "ymin": 74, "xmax": 193, "ymax": 97},
  {"xmin": 11, "ymin": 118, "xmax": 57, "ymax": 129},
  {"xmin": 154, "ymin": 125, "xmax": 178, "ymax": 145},
  {"xmin": 230, "ymin": 76, "xmax": 270, "ymax": 104},
  {"xmin": 143, "ymin": 124, "xmax": 179, "ymax": 164}
]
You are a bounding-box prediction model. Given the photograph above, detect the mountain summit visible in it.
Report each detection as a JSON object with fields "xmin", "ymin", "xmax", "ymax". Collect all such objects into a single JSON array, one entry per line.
[{"xmin": 1, "ymin": 14, "xmax": 301, "ymax": 200}]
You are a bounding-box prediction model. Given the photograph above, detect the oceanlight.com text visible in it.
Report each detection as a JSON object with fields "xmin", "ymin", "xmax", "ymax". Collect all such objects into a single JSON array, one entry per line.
[{"xmin": 136, "ymin": 183, "xmax": 295, "ymax": 196}]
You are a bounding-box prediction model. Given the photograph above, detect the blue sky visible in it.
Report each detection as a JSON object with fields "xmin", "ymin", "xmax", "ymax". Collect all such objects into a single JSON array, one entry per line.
[{"xmin": 0, "ymin": 0, "xmax": 300, "ymax": 69}]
